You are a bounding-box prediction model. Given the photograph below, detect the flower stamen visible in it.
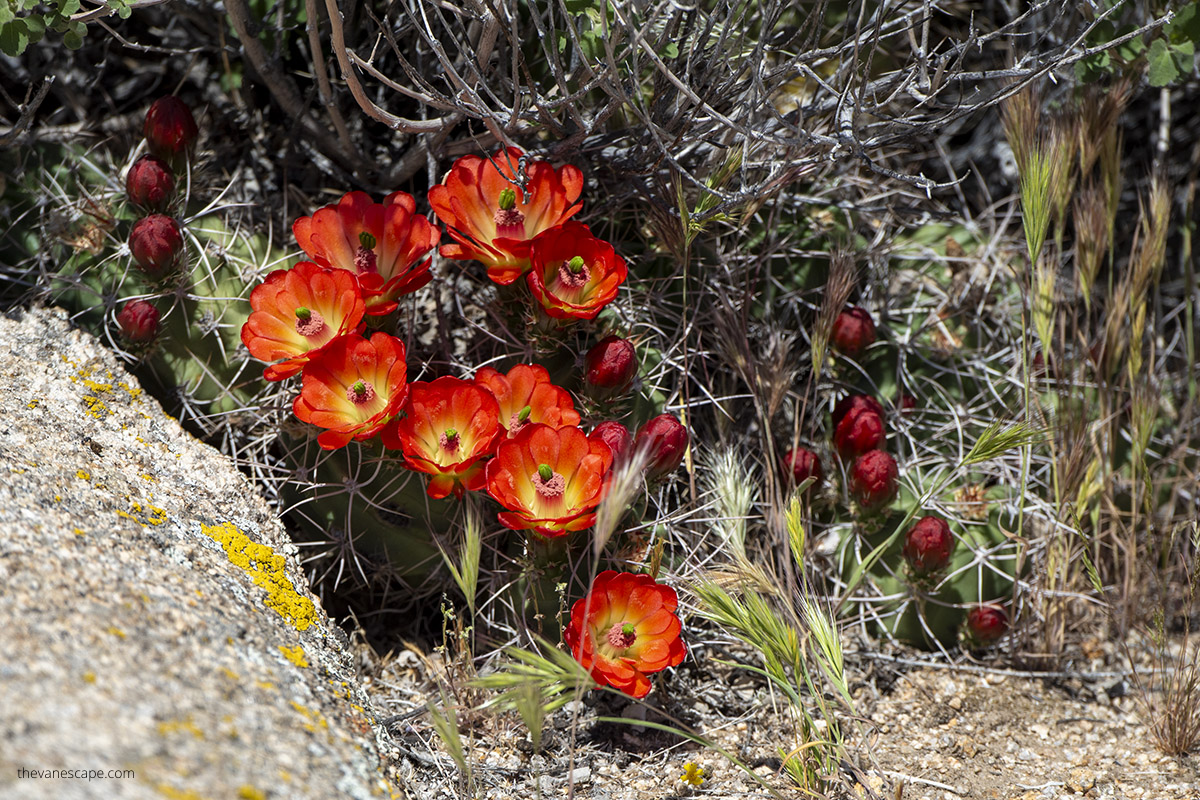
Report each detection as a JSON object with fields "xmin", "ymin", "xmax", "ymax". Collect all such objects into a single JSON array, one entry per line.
[
  {"xmin": 607, "ymin": 622, "xmax": 637, "ymax": 650},
  {"xmin": 557, "ymin": 256, "xmax": 591, "ymax": 289},
  {"xmin": 532, "ymin": 463, "xmax": 566, "ymax": 498},
  {"xmin": 440, "ymin": 428, "xmax": 460, "ymax": 452},
  {"xmin": 294, "ymin": 306, "xmax": 327, "ymax": 338},
  {"xmin": 346, "ymin": 379, "xmax": 376, "ymax": 405},
  {"xmin": 508, "ymin": 404, "xmax": 533, "ymax": 434}
]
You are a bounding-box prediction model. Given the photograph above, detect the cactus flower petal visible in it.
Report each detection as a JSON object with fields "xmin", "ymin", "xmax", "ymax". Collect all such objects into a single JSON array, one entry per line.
[
  {"xmin": 429, "ymin": 147, "xmax": 584, "ymax": 285},
  {"xmin": 293, "ymin": 191, "xmax": 439, "ymax": 315},
  {"xmin": 484, "ymin": 423, "xmax": 612, "ymax": 537},
  {"xmin": 563, "ymin": 570, "xmax": 686, "ymax": 698}
]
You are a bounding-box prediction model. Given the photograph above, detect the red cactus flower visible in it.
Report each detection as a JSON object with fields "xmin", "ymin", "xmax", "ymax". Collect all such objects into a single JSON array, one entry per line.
[
  {"xmin": 527, "ymin": 222, "xmax": 627, "ymax": 320},
  {"xmin": 563, "ymin": 570, "xmax": 686, "ymax": 698},
  {"xmin": 240, "ymin": 261, "xmax": 366, "ymax": 381},
  {"xmin": 116, "ymin": 299, "xmax": 160, "ymax": 343},
  {"xmin": 293, "ymin": 332, "xmax": 408, "ymax": 450},
  {"xmin": 126, "ymin": 155, "xmax": 175, "ymax": 211},
  {"xmin": 831, "ymin": 306, "xmax": 876, "ymax": 358},
  {"xmin": 782, "ymin": 447, "xmax": 822, "ymax": 488},
  {"xmin": 831, "ymin": 394, "xmax": 885, "ymax": 429},
  {"xmin": 474, "ymin": 363, "xmax": 581, "ymax": 438},
  {"xmin": 585, "ymin": 336, "xmax": 637, "ymax": 392},
  {"xmin": 966, "ymin": 604, "xmax": 1008, "ymax": 643},
  {"xmin": 591, "ymin": 421, "xmax": 632, "ymax": 464},
  {"xmin": 293, "ymin": 191, "xmax": 439, "ymax": 315},
  {"xmin": 381, "ymin": 377, "xmax": 502, "ymax": 499},
  {"xmin": 635, "ymin": 414, "xmax": 688, "ymax": 482},
  {"xmin": 484, "ymin": 423, "xmax": 613, "ymax": 537},
  {"xmin": 903, "ymin": 516, "xmax": 954, "ymax": 576},
  {"xmin": 129, "ymin": 214, "xmax": 183, "ymax": 276},
  {"xmin": 428, "ymin": 147, "xmax": 584, "ymax": 285},
  {"xmin": 833, "ymin": 407, "xmax": 885, "ymax": 458},
  {"xmin": 849, "ymin": 449, "xmax": 898, "ymax": 510},
  {"xmin": 143, "ymin": 96, "xmax": 198, "ymax": 159}
]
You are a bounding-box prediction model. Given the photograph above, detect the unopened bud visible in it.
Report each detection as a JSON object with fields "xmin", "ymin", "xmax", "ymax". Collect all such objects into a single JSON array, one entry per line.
[
  {"xmin": 143, "ymin": 96, "xmax": 198, "ymax": 160},
  {"xmin": 129, "ymin": 214, "xmax": 183, "ymax": 276},
  {"xmin": 116, "ymin": 299, "xmax": 160, "ymax": 344},
  {"xmin": 126, "ymin": 155, "xmax": 175, "ymax": 211}
]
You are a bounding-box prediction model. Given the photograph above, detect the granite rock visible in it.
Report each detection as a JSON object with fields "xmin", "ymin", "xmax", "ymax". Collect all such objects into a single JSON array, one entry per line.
[{"xmin": 0, "ymin": 306, "xmax": 400, "ymax": 799}]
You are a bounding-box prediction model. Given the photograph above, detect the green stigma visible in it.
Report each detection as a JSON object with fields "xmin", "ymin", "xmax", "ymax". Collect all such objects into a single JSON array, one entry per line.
[
  {"xmin": 295, "ymin": 306, "xmax": 312, "ymax": 320},
  {"xmin": 498, "ymin": 188, "xmax": 517, "ymax": 210},
  {"xmin": 567, "ymin": 256, "xmax": 585, "ymax": 274},
  {"xmin": 537, "ymin": 463, "xmax": 553, "ymax": 482},
  {"xmin": 358, "ymin": 231, "xmax": 377, "ymax": 250},
  {"xmin": 621, "ymin": 622, "xmax": 636, "ymax": 636},
  {"xmin": 517, "ymin": 405, "xmax": 532, "ymax": 423},
  {"xmin": 444, "ymin": 428, "xmax": 457, "ymax": 439},
  {"xmin": 352, "ymin": 380, "xmax": 366, "ymax": 395}
]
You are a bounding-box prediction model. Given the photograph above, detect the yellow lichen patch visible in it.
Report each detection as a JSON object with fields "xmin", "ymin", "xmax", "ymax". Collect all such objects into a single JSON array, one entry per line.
[
  {"xmin": 142, "ymin": 473, "xmax": 157, "ymax": 482},
  {"xmin": 201, "ymin": 522, "xmax": 317, "ymax": 631},
  {"xmin": 27, "ymin": 399, "xmax": 39, "ymax": 409},
  {"xmin": 155, "ymin": 783, "xmax": 207, "ymax": 800},
  {"xmin": 218, "ymin": 667, "xmax": 240, "ymax": 683},
  {"xmin": 157, "ymin": 716, "xmax": 204, "ymax": 739},
  {"xmin": 289, "ymin": 701, "xmax": 329, "ymax": 733},
  {"xmin": 74, "ymin": 528, "xmax": 84, "ymax": 536},
  {"xmin": 54, "ymin": 494, "xmax": 62, "ymax": 502},
  {"xmin": 82, "ymin": 671, "xmax": 97, "ymax": 684},
  {"xmin": 279, "ymin": 645, "xmax": 309, "ymax": 668},
  {"xmin": 106, "ymin": 626, "xmax": 126, "ymax": 639},
  {"xmin": 237, "ymin": 786, "xmax": 265, "ymax": 800},
  {"xmin": 82, "ymin": 395, "xmax": 109, "ymax": 419},
  {"xmin": 255, "ymin": 680, "xmax": 275, "ymax": 691},
  {"xmin": 9, "ymin": 466, "xmax": 24, "ymax": 474},
  {"xmin": 121, "ymin": 498, "xmax": 169, "ymax": 526},
  {"xmin": 77, "ymin": 470, "xmax": 91, "ymax": 481}
]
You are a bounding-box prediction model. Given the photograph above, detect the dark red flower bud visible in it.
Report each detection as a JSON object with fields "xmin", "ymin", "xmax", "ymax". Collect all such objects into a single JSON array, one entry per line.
[
  {"xmin": 585, "ymin": 336, "xmax": 638, "ymax": 391},
  {"xmin": 126, "ymin": 155, "xmax": 175, "ymax": 211},
  {"xmin": 903, "ymin": 516, "xmax": 954, "ymax": 576},
  {"xmin": 116, "ymin": 299, "xmax": 161, "ymax": 343},
  {"xmin": 782, "ymin": 447, "xmax": 822, "ymax": 488},
  {"xmin": 831, "ymin": 394, "xmax": 884, "ymax": 429},
  {"xmin": 143, "ymin": 96, "xmax": 198, "ymax": 159},
  {"xmin": 129, "ymin": 214, "xmax": 183, "ymax": 276},
  {"xmin": 966, "ymin": 604, "xmax": 1008, "ymax": 643},
  {"xmin": 899, "ymin": 394, "xmax": 917, "ymax": 413},
  {"xmin": 635, "ymin": 414, "xmax": 688, "ymax": 482},
  {"xmin": 591, "ymin": 421, "xmax": 632, "ymax": 464},
  {"xmin": 831, "ymin": 306, "xmax": 876, "ymax": 358},
  {"xmin": 849, "ymin": 449, "xmax": 898, "ymax": 510},
  {"xmin": 834, "ymin": 408, "xmax": 884, "ymax": 458}
]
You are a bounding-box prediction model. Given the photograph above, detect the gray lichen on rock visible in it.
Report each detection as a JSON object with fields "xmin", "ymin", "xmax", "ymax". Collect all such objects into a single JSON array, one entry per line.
[{"xmin": 0, "ymin": 306, "xmax": 400, "ymax": 799}]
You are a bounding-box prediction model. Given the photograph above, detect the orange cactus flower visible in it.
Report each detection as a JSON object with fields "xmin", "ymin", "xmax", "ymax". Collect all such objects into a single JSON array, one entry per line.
[
  {"xmin": 563, "ymin": 570, "xmax": 686, "ymax": 698},
  {"xmin": 474, "ymin": 363, "xmax": 581, "ymax": 438},
  {"xmin": 484, "ymin": 423, "xmax": 612, "ymax": 537},
  {"xmin": 241, "ymin": 261, "xmax": 366, "ymax": 381},
  {"xmin": 428, "ymin": 147, "xmax": 584, "ymax": 285},
  {"xmin": 381, "ymin": 377, "xmax": 502, "ymax": 499},
  {"xmin": 527, "ymin": 222, "xmax": 627, "ymax": 320},
  {"xmin": 293, "ymin": 332, "xmax": 408, "ymax": 450},
  {"xmin": 293, "ymin": 191, "xmax": 439, "ymax": 315}
]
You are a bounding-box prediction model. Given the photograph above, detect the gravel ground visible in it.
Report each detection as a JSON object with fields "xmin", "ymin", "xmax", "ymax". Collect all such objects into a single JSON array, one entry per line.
[{"xmin": 362, "ymin": 638, "xmax": 1200, "ymax": 800}]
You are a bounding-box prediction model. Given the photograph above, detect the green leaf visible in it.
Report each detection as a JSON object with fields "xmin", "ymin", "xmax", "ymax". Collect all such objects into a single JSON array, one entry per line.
[
  {"xmin": 1074, "ymin": 51, "xmax": 1111, "ymax": 83},
  {"xmin": 0, "ymin": 20, "xmax": 29, "ymax": 56},
  {"xmin": 1114, "ymin": 25, "xmax": 1146, "ymax": 61},
  {"xmin": 663, "ymin": 42, "xmax": 679, "ymax": 59},
  {"xmin": 63, "ymin": 22, "xmax": 84, "ymax": 49},
  {"xmin": 1147, "ymin": 38, "xmax": 1181, "ymax": 86},
  {"xmin": 1167, "ymin": 2, "xmax": 1200, "ymax": 45}
]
